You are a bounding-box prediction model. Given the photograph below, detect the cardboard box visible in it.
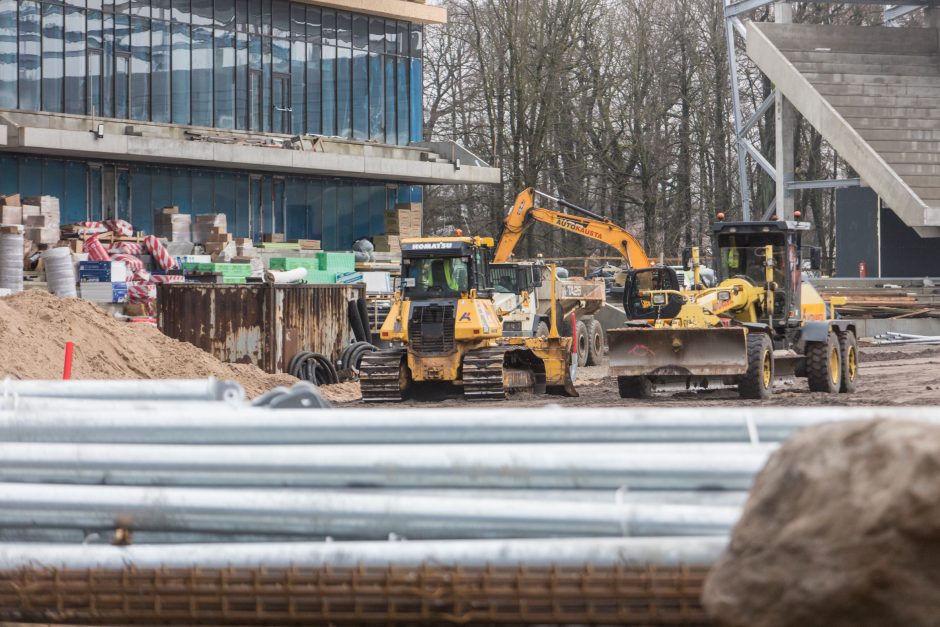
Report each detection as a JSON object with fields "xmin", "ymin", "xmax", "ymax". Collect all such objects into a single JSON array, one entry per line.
[
  {"xmin": 383, "ymin": 210, "xmax": 400, "ymax": 235},
  {"xmin": 159, "ymin": 206, "xmax": 180, "ymax": 215},
  {"xmin": 79, "ymin": 260, "xmax": 128, "ymax": 283},
  {"xmin": 25, "ymin": 215, "xmax": 52, "ymax": 227},
  {"xmin": 298, "ymin": 239, "xmax": 321, "ymax": 250},
  {"xmin": 0, "ymin": 193, "xmax": 21, "ymax": 207},
  {"xmin": 25, "ymin": 227, "xmax": 59, "ymax": 244},
  {"xmin": 235, "ymin": 238, "xmax": 253, "ymax": 246},
  {"xmin": 262, "ymin": 233, "xmax": 286, "ymax": 243},
  {"xmin": 1, "ymin": 205, "xmax": 22, "ymax": 224},
  {"xmin": 21, "ymin": 205, "xmax": 41, "ymax": 218},
  {"xmin": 80, "ymin": 281, "xmax": 128, "ymax": 303}
]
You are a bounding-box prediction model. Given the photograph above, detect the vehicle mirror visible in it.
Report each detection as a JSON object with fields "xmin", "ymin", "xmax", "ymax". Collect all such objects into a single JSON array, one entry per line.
[
  {"xmin": 717, "ymin": 290, "xmax": 731, "ymax": 302},
  {"xmin": 651, "ymin": 292, "xmax": 667, "ymax": 306},
  {"xmin": 531, "ymin": 266, "xmax": 543, "ymax": 287},
  {"xmin": 402, "ymin": 277, "xmax": 416, "ymax": 288},
  {"xmin": 809, "ymin": 247, "xmax": 822, "ymax": 271}
]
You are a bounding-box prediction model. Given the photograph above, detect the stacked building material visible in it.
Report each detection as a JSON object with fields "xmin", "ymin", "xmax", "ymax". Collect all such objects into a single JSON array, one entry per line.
[
  {"xmin": 193, "ymin": 213, "xmax": 227, "ymax": 245},
  {"xmin": 153, "ymin": 206, "xmax": 192, "ymax": 242},
  {"xmin": 0, "ymin": 194, "xmax": 21, "ymax": 226},
  {"xmin": 21, "ymin": 196, "xmax": 60, "ymax": 245}
]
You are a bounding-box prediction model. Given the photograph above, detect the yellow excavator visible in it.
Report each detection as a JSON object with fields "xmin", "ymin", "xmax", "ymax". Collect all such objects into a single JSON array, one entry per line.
[
  {"xmin": 358, "ymin": 235, "xmax": 578, "ymax": 402},
  {"xmin": 493, "ymin": 188, "xmax": 652, "ymax": 273},
  {"xmin": 608, "ymin": 219, "xmax": 858, "ymax": 399}
]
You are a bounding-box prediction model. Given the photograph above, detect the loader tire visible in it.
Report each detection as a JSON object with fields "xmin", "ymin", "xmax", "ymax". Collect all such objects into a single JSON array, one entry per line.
[
  {"xmin": 839, "ymin": 330, "xmax": 858, "ymax": 393},
  {"xmin": 739, "ymin": 333, "xmax": 774, "ymax": 400},
  {"xmin": 586, "ymin": 319, "xmax": 605, "ymax": 366},
  {"xmin": 806, "ymin": 331, "xmax": 842, "ymax": 393},
  {"xmin": 618, "ymin": 376, "xmax": 652, "ymax": 399},
  {"xmin": 576, "ymin": 320, "xmax": 589, "ymax": 367}
]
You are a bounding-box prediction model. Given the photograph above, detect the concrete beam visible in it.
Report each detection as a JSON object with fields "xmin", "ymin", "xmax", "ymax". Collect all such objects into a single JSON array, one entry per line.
[
  {"xmin": 293, "ymin": 0, "xmax": 446, "ymax": 25},
  {"xmin": 3, "ymin": 124, "xmax": 500, "ymax": 186},
  {"xmin": 775, "ymin": 91, "xmax": 797, "ymax": 219}
]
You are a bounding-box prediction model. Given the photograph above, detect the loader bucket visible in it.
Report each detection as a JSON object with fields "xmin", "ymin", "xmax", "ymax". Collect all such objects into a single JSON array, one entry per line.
[{"xmin": 607, "ymin": 327, "xmax": 748, "ymax": 377}]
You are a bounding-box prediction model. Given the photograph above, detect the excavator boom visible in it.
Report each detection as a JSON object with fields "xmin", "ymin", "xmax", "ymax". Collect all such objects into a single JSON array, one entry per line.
[{"xmin": 494, "ymin": 188, "xmax": 651, "ymax": 270}]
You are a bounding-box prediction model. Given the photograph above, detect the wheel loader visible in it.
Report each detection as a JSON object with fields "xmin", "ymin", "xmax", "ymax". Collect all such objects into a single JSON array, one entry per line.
[
  {"xmin": 607, "ymin": 220, "xmax": 858, "ymax": 399},
  {"xmin": 359, "ymin": 235, "xmax": 578, "ymax": 402}
]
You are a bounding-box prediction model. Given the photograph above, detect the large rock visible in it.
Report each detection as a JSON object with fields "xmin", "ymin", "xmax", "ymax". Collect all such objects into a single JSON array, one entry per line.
[{"xmin": 703, "ymin": 419, "xmax": 940, "ymax": 627}]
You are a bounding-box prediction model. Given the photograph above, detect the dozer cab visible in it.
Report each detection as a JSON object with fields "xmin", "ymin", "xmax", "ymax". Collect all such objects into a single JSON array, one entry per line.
[
  {"xmin": 359, "ymin": 235, "xmax": 578, "ymax": 402},
  {"xmin": 607, "ymin": 220, "xmax": 858, "ymax": 399}
]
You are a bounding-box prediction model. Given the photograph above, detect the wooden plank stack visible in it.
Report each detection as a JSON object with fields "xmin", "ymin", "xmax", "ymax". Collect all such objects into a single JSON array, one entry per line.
[{"xmin": 818, "ymin": 285, "xmax": 940, "ymax": 319}]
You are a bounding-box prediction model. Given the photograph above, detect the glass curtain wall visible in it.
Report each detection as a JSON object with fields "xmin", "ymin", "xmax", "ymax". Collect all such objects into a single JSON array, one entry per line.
[{"xmin": 0, "ymin": 0, "xmax": 423, "ymax": 146}]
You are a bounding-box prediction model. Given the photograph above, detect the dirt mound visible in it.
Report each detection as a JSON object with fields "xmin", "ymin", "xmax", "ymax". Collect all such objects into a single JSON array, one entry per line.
[
  {"xmin": 319, "ymin": 381, "xmax": 362, "ymax": 403},
  {"xmin": 703, "ymin": 419, "xmax": 940, "ymax": 627},
  {"xmin": 0, "ymin": 290, "xmax": 296, "ymax": 397}
]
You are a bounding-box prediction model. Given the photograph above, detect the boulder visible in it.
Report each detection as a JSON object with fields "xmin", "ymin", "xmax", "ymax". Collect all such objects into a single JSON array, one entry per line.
[{"xmin": 703, "ymin": 419, "xmax": 940, "ymax": 627}]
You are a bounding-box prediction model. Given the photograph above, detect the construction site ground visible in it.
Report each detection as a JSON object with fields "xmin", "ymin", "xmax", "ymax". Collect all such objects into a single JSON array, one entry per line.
[{"xmin": 337, "ymin": 343, "xmax": 940, "ymax": 408}]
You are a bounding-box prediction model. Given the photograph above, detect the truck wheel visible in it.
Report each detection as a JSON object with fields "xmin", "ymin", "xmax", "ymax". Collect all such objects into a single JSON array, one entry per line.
[
  {"xmin": 739, "ymin": 333, "xmax": 773, "ymax": 399},
  {"xmin": 806, "ymin": 331, "xmax": 842, "ymax": 393},
  {"xmin": 586, "ymin": 319, "xmax": 605, "ymax": 366},
  {"xmin": 535, "ymin": 321, "xmax": 549, "ymax": 338},
  {"xmin": 576, "ymin": 320, "xmax": 589, "ymax": 367},
  {"xmin": 839, "ymin": 330, "xmax": 858, "ymax": 393},
  {"xmin": 618, "ymin": 376, "xmax": 652, "ymax": 399}
]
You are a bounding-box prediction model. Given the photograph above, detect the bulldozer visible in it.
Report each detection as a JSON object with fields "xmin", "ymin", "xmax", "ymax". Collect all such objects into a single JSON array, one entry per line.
[
  {"xmin": 607, "ymin": 219, "xmax": 858, "ymax": 399},
  {"xmin": 358, "ymin": 235, "xmax": 578, "ymax": 402}
]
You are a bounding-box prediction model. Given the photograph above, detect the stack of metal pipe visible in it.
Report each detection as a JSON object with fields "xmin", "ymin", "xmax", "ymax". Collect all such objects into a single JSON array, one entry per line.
[{"xmin": 0, "ymin": 383, "xmax": 937, "ymax": 570}]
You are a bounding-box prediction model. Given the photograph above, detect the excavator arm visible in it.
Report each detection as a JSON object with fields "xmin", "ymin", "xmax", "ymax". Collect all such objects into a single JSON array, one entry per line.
[{"xmin": 493, "ymin": 188, "xmax": 651, "ymax": 270}]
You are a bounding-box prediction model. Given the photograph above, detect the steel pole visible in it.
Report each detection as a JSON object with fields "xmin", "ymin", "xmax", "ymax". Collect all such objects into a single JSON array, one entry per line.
[
  {"xmin": 1, "ymin": 378, "xmax": 244, "ymax": 403},
  {"xmin": 0, "ymin": 483, "xmax": 740, "ymax": 539},
  {"xmin": 0, "ymin": 442, "xmax": 772, "ymax": 489},
  {"xmin": 0, "ymin": 536, "xmax": 729, "ymax": 569}
]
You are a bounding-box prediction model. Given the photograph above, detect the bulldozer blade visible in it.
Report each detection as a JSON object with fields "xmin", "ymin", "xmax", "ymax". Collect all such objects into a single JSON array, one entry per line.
[{"xmin": 607, "ymin": 327, "xmax": 748, "ymax": 377}]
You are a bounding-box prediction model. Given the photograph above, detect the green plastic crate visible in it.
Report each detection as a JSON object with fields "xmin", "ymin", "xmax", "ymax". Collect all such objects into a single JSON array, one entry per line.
[
  {"xmin": 222, "ymin": 276, "xmax": 247, "ymax": 284},
  {"xmin": 305, "ymin": 270, "xmax": 337, "ymax": 284},
  {"xmin": 317, "ymin": 251, "xmax": 355, "ymax": 272},
  {"xmin": 269, "ymin": 257, "xmax": 319, "ymax": 272}
]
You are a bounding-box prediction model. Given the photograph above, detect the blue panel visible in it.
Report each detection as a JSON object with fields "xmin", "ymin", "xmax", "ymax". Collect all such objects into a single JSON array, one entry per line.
[
  {"xmin": 234, "ymin": 172, "xmax": 249, "ymax": 237},
  {"xmin": 64, "ymin": 6, "xmax": 85, "ymax": 115},
  {"xmin": 191, "ymin": 25, "xmax": 213, "ymax": 126},
  {"xmin": 0, "ymin": 154, "xmax": 17, "ymax": 194},
  {"xmin": 214, "ymin": 171, "xmax": 236, "ymax": 230},
  {"xmin": 171, "ymin": 167, "xmax": 191, "ymax": 214},
  {"xmin": 88, "ymin": 166, "xmax": 102, "ymax": 221},
  {"xmin": 336, "ymin": 181, "xmax": 353, "ymax": 248},
  {"xmin": 42, "ymin": 3, "xmax": 64, "ymax": 113},
  {"xmin": 191, "ymin": 168, "xmax": 213, "ymax": 216},
  {"xmin": 150, "ymin": 167, "xmax": 173, "ymax": 213},
  {"xmin": 42, "ymin": 159, "xmax": 66, "ymax": 203},
  {"xmin": 304, "ymin": 42, "xmax": 320, "ymax": 134},
  {"xmin": 262, "ymin": 36, "xmax": 271, "ymax": 131},
  {"xmin": 290, "ymin": 39, "xmax": 305, "ymax": 134},
  {"xmin": 171, "ymin": 23, "xmax": 190, "ymax": 123},
  {"xmin": 0, "ymin": 0, "xmax": 15, "ymax": 108},
  {"xmin": 396, "ymin": 57, "xmax": 408, "ymax": 145},
  {"xmin": 384, "ymin": 56, "xmax": 395, "ymax": 145},
  {"xmin": 214, "ymin": 28, "xmax": 235, "ymax": 128},
  {"xmin": 368, "ymin": 53, "xmax": 382, "ymax": 141},
  {"xmin": 18, "ymin": 157, "xmax": 42, "ymax": 197},
  {"xmin": 321, "ymin": 182, "xmax": 336, "ymax": 250},
  {"xmin": 130, "ymin": 16, "xmax": 151, "ymax": 120},
  {"xmin": 114, "ymin": 54, "xmax": 129, "ymax": 119},
  {"xmin": 235, "ymin": 33, "xmax": 248, "ymax": 129},
  {"xmin": 369, "ymin": 183, "xmax": 385, "ymax": 235},
  {"xmin": 335, "ymin": 47, "xmax": 350, "ymax": 138},
  {"xmin": 409, "ymin": 58, "xmax": 422, "ymax": 143},
  {"xmin": 18, "ymin": 1, "xmax": 41, "ymax": 111},
  {"xmin": 321, "ymin": 45, "xmax": 335, "ymax": 136},
  {"xmin": 306, "ymin": 179, "xmax": 322, "ymax": 241},
  {"xmin": 129, "ymin": 166, "xmax": 153, "ymax": 233},
  {"xmin": 351, "ymin": 48, "xmax": 367, "ymax": 141},
  {"xmin": 102, "ymin": 13, "xmax": 114, "ymax": 116},
  {"xmin": 64, "ymin": 161, "xmax": 88, "ymax": 224},
  {"xmin": 285, "ymin": 177, "xmax": 306, "ymax": 240},
  {"xmin": 352, "ymin": 184, "xmax": 369, "ymax": 241},
  {"xmin": 151, "ymin": 19, "xmax": 171, "ymax": 123}
]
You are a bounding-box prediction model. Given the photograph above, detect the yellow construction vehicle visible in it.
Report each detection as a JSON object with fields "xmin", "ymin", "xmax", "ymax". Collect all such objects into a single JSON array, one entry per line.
[
  {"xmin": 608, "ymin": 220, "xmax": 858, "ymax": 399},
  {"xmin": 359, "ymin": 235, "xmax": 578, "ymax": 402},
  {"xmin": 493, "ymin": 188, "xmax": 651, "ymax": 273}
]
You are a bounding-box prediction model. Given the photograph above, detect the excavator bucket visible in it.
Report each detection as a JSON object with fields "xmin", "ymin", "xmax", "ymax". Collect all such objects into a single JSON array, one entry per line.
[{"xmin": 607, "ymin": 327, "xmax": 748, "ymax": 377}]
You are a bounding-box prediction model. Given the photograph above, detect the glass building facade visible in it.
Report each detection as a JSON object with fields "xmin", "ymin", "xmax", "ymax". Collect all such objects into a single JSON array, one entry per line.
[
  {"xmin": 0, "ymin": 0, "xmax": 430, "ymax": 248},
  {"xmin": 0, "ymin": 0, "xmax": 423, "ymax": 142}
]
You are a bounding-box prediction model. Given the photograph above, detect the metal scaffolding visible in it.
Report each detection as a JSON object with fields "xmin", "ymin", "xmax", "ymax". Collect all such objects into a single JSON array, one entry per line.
[{"xmin": 723, "ymin": 0, "xmax": 931, "ymax": 220}]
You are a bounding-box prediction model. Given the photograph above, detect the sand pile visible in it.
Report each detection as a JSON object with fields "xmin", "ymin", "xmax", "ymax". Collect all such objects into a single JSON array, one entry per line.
[
  {"xmin": 0, "ymin": 290, "xmax": 297, "ymax": 397},
  {"xmin": 318, "ymin": 381, "xmax": 362, "ymax": 403}
]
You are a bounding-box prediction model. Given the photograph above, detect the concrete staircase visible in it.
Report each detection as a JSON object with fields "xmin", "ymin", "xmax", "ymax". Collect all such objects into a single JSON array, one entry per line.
[{"xmin": 747, "ymin": 23, "xmax": 940, "ymax": 237}]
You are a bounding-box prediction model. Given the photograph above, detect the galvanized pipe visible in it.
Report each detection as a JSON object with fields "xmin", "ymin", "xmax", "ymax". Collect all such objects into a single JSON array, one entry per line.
[
  {"xmin": 0, "ymin": 536, "xmax": 729, "ymax": 569},
  {"xmin": 0, "ymin": 378, "xmax": 245, "ymax": 403},
  {"xmin": 0, "ymin": 404, "xmax": 935, "ymax": 444},
  {"xmin": 0, "ymin": 483, "xmax": 739, "ymax": 539},
  {"xmin": 0, "ymin": 442, "xmax": 772, "ymax": 489}
]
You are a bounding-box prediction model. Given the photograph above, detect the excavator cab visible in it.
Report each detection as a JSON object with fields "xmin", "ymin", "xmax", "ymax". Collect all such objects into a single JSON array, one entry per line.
[{"xmin": 622, "ymin": 266, "xmax": 683, "ymax": 321}]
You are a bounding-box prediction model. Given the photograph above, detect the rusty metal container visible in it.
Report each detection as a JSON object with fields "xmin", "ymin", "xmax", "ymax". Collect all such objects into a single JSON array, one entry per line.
[{"xmin": 157, "ymin": 284, "xmax": 365, "ymax": 374}]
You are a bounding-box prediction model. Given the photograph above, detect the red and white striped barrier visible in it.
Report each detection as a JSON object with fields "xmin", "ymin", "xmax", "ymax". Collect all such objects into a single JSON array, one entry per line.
[
  {"xmin": 103, "ymin": 219, "xmax": 134, "ymax": 237},
  {"xmin": 144, "ymin": 235, "xmax": 177, "ymax": 271},
  {"xmin": 111, "ymin": 253, "xmax": 143, "ymax": 273},
  {"xmin": 151, "ymin": 274, "xmax": 185, "ymax": 284},
  {"xmin": 74, "ymin": 221, "xmax": 108, "ymax": 234},
  {"xmin": 109, "ymin": 242, "xmax": 143, "ymax": 255},
  {"xmin": 127, "ymin": 283, "xmax": 157, "ymax": 304},
  {"xmin": 84, "ymin": 235, "xmax": 111, "ymax": 262}
]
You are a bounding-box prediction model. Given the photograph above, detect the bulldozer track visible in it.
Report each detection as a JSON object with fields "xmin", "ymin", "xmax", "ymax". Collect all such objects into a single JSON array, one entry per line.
[
  {"xmin": 462, "ymin": 347, "xmax": 528, "ymax": 401},
  {"xmin": 359, "ymin": 350, "xmax": 407, "ymax": 403}
]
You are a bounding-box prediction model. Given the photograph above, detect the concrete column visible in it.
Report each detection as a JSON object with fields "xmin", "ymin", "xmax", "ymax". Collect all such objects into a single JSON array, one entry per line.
[
  {"xmin": 925, "ymin": 7, "xmax": 940, "ymax": 29},
  {"xmin": 775, "ymin": 1, "xmax": 792, "ymax": 24},
  {"xmin": 775, "ymin": 91, "xmax": 797, "ymax": 220}
]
